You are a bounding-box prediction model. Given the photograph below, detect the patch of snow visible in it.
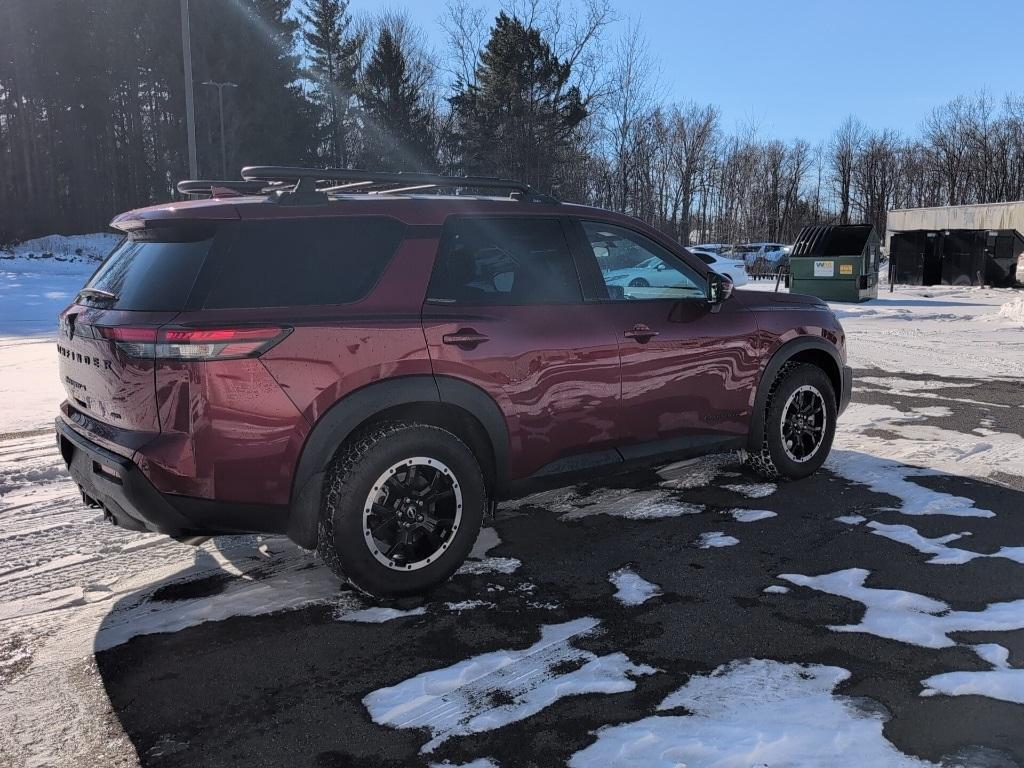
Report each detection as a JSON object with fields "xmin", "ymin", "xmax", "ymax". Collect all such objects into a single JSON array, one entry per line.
[
  {"xmin": 445, "ymin": 600, "xmax": 496, "ymax": 612},
  {"xmin": 468, "ymin": 527, "xmax": 502, "ymax": 560},
  {"xmin": 921, "ymin": 669, "xmax": 1024, "ymax": 706},
  {"xmin": 998, "ymin": 296, "xmax": 1024, "ymax": 324},
  {"xmin": 730, "ymin": 509, "xmax": 777, "ymax": 523},
  {"xmin": 920, "ymin": 643, "xmax": 1024, "ymax": 706},
  {"xmin": 656, "ymin": 453, "xmax": 735, "ymax": 489},
  {"xmin": 972, "ymin": 644, "xmax": 1011, "ymax": 669},
  {"xmin": 96, "ymin": 558, "xmax": 348, "ymax": 651},
  {"xmin": 826, "ymin": 450, "xmax": 992, "ymax": 518},
  {"xmin": 697, "ymin": 532, "xmax": 739, "ymax": 549},
  {"xmin": 608, "ymin": 567, "xmax": 661, "ymax": 606},
  {"xmin": 456, "ymin": 557, "xmax": 521, "ymax": 575},
  {"xmin": 335, "ymin": 606, "xmax": 427, "ymax": 623},
  {"xmin": 558, "ymin": 490, "xmax": 703, "ymax": 521},
  {"xmin": 363, "ymin": 617, "xmax": 656, "ymax": 753},
  {"xmin": 835, "ymin": 514, "xmax": 867, "ymax": 525},
  {"xmin": 763, "ymin": 585, "xmax": 790, "ymax": 594},
  {"xmin": 456, "ymin": 527, "xmax": 521, "ymax": 576},
  {"xmin": 721, "ymin": 482, "xmax": 776, "ymax": 498},
  {"xmin": 910, "ymin": 406, "xmax": 954, "ymax": 418},
  {"xmin": 867, "ymin": 521, "xmax": 1024, "ymax": 566},
  {"xmin": 430, "ymin": 760, "xmax": 500, "ymax": 768},
  {"xmin": 780, "ymin": 568, "xmax": 1024, "ymax": 649},
  {"xmin": 568, "ymin": 658, "xmax": 935, "ymax": 767},
  {"xmin": 834, "ymin": 402, "xmax": 1024, "ymax": 487}
]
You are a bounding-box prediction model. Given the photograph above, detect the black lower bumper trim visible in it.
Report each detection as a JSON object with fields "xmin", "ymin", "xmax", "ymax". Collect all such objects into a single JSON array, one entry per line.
[{"xmin": 55, "ymin": 418, "xmax": 289, "ymax": 538}]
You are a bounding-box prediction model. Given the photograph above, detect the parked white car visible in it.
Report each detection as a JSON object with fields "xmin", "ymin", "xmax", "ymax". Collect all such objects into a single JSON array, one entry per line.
[
  {"xmin": 689, "ymin": 249, "xmax": 749, "ymax": 286},
  {"xmin": 692, "ymin": 243, "xmax": 732, "ymax": 255},
  {"xmin": 730, "ymin": 242, "xmax": 787, "ymax": 266}
]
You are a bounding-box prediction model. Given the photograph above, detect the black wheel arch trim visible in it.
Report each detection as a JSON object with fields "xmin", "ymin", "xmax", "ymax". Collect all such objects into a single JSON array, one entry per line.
[
  {"xmin": 286, "ymin": 375, "xmax": 509, "ymax": 548},
  {"xmin": 747, "ymin": 336, "xmax": 845, "ymax": 452}
]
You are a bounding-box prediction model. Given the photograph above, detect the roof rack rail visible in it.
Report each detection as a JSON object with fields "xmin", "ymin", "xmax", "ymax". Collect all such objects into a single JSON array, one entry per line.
[
  {"xmin": 237, "ymin": 166, "xmax": 560, "ymax": 205},
  {"xmin": 176, "ymin": 179, "xmax": 279, "ymax": 198}
]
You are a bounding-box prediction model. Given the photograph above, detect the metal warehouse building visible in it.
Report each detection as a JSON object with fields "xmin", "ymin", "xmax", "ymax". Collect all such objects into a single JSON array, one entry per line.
[{"xmin": 886, "ymin": 201, "xmax": 1024, "ymax": 287}]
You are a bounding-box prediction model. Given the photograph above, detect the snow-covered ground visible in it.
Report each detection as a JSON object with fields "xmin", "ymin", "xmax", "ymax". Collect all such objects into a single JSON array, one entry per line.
[
  {"xmin": 0, "ymin": 235, "xmax": 1022, "ymax": 766},
  {"xmin": 0, "ymin": 234, "xmax": 118, "ymax": 433},
  {"xmin": 746, "ymin": 279, "xmax": 1024, "ymax": 378}
]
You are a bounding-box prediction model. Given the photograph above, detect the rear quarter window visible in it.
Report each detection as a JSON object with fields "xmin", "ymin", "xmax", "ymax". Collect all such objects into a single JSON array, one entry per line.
[
  {"xmin": 82, "ymin": 237, "xmax": 211, "ymax": 311},
  {"xmin": 203, "ymin": 217, "xmax": 406, "ymax": 309}
]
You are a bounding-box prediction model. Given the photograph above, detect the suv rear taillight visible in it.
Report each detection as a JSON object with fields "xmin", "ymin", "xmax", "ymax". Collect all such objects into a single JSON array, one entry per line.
[{"xmin": 96, "ymin": 326, "xmax": 291, "ymax": 361}]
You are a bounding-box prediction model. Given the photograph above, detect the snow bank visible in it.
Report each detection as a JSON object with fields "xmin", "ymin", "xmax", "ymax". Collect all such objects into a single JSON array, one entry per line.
[
  {"xmin": 1, "ymin": 233, "xmax": 119, "ymax": 266},
  {"xmin": 998, "ymin": 295, "xmax": 1024, "ymax": 324}
]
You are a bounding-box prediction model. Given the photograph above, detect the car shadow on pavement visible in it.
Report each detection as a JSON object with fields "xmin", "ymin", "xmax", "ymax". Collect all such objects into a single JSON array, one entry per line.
[{"xmin": 92, "ymin": 457, "xmax": 1024, "ymax": 768}]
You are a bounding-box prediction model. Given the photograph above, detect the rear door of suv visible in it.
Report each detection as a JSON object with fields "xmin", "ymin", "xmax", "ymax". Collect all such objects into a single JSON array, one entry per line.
[
  {"xmin": 567, "ymin": 218, "xmax": 761, "ymax": 452},
  {"xmin": 421, "ymin": 215, "xmax": 622, "ymax": 481}
]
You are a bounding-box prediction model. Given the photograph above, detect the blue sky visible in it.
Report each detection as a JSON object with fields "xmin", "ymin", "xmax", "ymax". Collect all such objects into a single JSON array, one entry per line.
[{"xmin": 394, "ymin": 0, "xmax": 1024, "ymax": 143}]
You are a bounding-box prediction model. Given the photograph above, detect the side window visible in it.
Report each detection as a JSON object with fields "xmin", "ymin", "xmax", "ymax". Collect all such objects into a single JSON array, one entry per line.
[
  {"xmin": 203, "ymin": 217, "xmax": 405, "ymax": 309},
  {"xmin": 692, "ymin": 251, "xmax": 716, "ymax": 266},
  {"xmin": 427, "ymin": 217, "xmax": 582, "ymax": 305},
  {"xmin": 581, "ymin": 221, "xmax": 705, "ymax": 301}
]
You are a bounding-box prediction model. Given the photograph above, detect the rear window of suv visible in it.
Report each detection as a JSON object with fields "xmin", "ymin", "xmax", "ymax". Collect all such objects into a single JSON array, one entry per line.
[
  {"xmin": 203, "ymin": 217, "xmax": 405, "ymax": 309},
  {"xmin": 81, "ymin": 236, "xmax": 211, "ymax": 311}
]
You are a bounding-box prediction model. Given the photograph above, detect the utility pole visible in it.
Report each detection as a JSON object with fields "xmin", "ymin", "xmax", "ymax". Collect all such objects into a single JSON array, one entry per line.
[
  {"xmin": 203, "ymin": 81, "xmax": 238, "ymax": 179},
  {"xmin": 180, "ymin": 0, "xmax": 198, "ymax": 179}
]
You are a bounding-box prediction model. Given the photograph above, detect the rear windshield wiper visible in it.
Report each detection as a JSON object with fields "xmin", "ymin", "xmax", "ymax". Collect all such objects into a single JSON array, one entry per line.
[{"xmin": 78, "ymin": 287, "xmax": 119, "ymax": 302}]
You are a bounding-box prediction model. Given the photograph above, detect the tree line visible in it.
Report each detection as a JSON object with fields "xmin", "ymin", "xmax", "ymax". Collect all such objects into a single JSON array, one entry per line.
[{"xmin": 3, "ymin": 0, "xmax": 1024, "ymax": 246}]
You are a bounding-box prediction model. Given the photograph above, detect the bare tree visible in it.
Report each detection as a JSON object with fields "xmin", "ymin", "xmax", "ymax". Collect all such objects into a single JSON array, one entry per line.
[
  {"xmin": 830, "ymin": 116, "xmax": 865, "ymax": 224},
  {"xmin": 603, "ymin": 19, "xmax": 658, "ymax": 214}
]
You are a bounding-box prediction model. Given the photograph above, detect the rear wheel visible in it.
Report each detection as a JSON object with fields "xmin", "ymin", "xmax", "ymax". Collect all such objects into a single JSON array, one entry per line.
[
  {"xmin": 629, "ymin": 277, "xmax": 650, "ymax": 287},
  {"xmin": 748, "ymin": 363, "xmax": 836, "ymax": 480},
  {"xmin": 317, "ymin": 422, "xmax": 486, "ymax": 597}
]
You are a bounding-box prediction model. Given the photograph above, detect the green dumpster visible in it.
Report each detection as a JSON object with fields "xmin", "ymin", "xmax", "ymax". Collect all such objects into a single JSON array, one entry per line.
[{"xmin": 789, "ymin": 224, "xmax": 880, "ymax": 302}]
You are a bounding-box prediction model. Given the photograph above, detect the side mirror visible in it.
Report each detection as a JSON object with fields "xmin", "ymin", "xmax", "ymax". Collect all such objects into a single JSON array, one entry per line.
[{"xmin": 707, "ymin": 272, "xmax": 734, "ymax": 304}]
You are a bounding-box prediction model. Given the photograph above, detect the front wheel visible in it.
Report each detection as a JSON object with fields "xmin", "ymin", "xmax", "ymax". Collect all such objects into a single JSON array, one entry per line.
[
  {"xmin": 629, "ymin": 277, "xmax": 650, "ymax": 287},
  {"xmin": 317, "ymin": 422, "xmax": 486, "ymax": 597},
  {"xmin": 748, "ymin": 363, "xmax": 837, "ymax": 480}
]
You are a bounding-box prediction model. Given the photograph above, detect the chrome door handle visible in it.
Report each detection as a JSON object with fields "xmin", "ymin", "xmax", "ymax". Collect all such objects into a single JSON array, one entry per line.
[
  {"xmin": 442, "ymin": 329, "xmax": 489, "ymax": 349},
  {"xmin": 624, "ymin": 324, "xmax": 659, "ymax": 342}
]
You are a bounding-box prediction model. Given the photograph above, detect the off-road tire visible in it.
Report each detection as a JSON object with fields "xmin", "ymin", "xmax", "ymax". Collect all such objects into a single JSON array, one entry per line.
[
  {"xmin": 317, "ymin": 422, "xmax": 486, "ymax": 597},
  {"xmin": 748, "ymin": 363, "xmax": 837, "ymax": 480}
]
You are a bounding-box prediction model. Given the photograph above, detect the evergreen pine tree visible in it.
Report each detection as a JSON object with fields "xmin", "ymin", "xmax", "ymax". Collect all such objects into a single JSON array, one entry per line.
[
  {"xmin": 300, "ymin": 0, "xmax": 362, "ymax": 167},
  {"xmin": 450, "ymin": 13, "xmax": 586, "ymax": 191},
  {"xmin": 360, "ymin": 27, "xmax": 433, "ymax": 171}
]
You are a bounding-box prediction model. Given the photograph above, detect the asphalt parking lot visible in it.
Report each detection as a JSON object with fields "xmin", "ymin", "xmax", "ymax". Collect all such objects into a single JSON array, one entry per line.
[{"xmin": 86, "ymin": 373, "xmax": 1024, "ymax": 768}]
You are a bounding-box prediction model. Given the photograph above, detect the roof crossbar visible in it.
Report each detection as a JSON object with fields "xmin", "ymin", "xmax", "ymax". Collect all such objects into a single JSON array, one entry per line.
[
  {"xmin": 318, "ymin": 181, "xmax": 375, "ymax": 193},
  {"xmin": 368, "ymin": 184, "xmax": 438, "ymax": 195}
]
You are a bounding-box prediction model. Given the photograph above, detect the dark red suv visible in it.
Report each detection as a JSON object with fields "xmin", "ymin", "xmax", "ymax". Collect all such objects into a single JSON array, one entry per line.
[{"xmin": 56, "ymin": 167, "xmax": 851, "ymax": 596}]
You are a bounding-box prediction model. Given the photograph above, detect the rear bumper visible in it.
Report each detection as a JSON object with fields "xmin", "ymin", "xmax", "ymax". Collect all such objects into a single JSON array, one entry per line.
[
  {"xmin": 55, "ymin": 418, "xmax": 288, "ymax": 539},
  {"xmin": 839, "ymin": 365, "xmax": 853, "ymax": 415}
]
